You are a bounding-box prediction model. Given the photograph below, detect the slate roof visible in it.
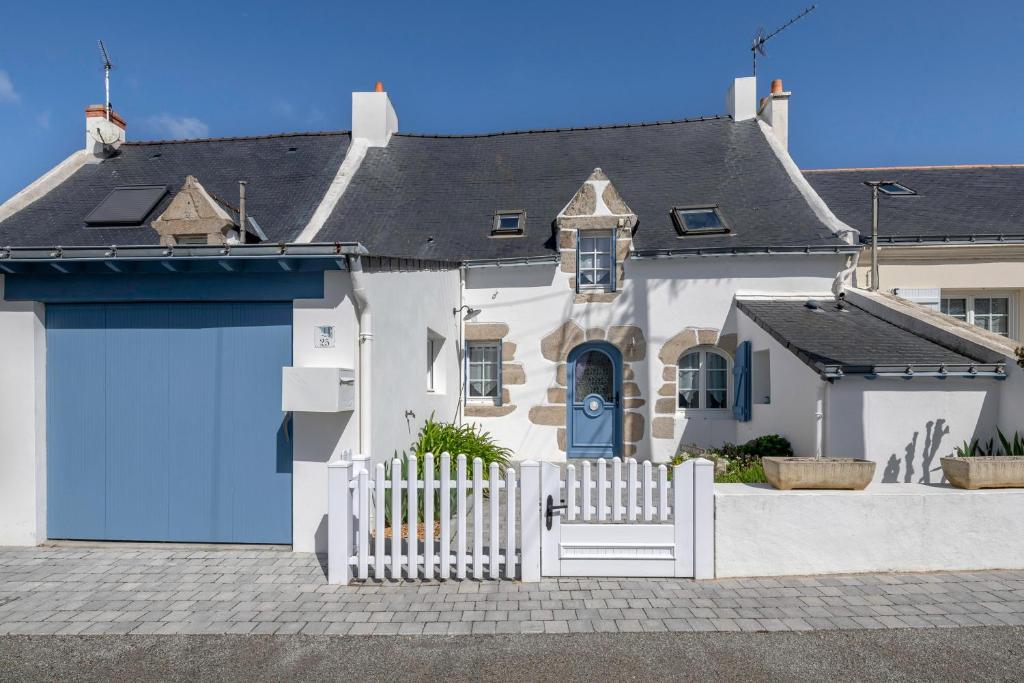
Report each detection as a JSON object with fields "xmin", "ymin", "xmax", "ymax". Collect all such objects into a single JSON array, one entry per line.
[
  {"xmin": 317, "ymin": 117, "xmax": 853, "ymax": 261},
  {"xmin": 0, "ymin": 132, "xmax": 351, "ymax": 246},
  {"xmin": 737, "ymin": 298, "xmax": 990, "ymax": 376},
  {"xmin": 804, "ymin": 165, "xmax": 1024, "ymax": 243}
]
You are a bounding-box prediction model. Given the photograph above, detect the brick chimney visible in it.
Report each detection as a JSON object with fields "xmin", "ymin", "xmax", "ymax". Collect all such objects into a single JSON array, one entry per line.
[
  {"xmin": 351, "ymin": 81, "xmax": 398, "ymax": 147},
  {"xmin": 85, "ymin": 104, "xmax": 126, "ymax": 159},
  {"xmin": 758, "ymin": 78, "xmax": 790, "ymax": 150}
]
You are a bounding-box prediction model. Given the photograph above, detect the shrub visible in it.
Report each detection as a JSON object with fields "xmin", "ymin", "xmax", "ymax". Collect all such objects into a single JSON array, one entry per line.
[
  {"xmin": 955, "ymin": 429, "xmax": 1024, "ymax": 457},
  {"xmin": 740, "ymin": 434, "xmax": 793, "ymax": 459},
  {"xmin": 382, "ymin": 415, "xmax": 512, "ymax": 521}
]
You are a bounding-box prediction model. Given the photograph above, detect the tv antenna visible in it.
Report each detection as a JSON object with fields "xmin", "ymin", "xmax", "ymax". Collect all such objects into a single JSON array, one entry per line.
[
  {"xmin": 98, "ymin": 40, "xmax": 114, "ymax": 121},
  {"xmin": 750, "ymin": 5, "xmax": 816, "ymax": 76}
]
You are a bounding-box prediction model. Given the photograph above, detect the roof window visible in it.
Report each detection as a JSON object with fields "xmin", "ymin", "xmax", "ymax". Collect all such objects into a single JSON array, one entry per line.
[
  {"xmin": 671, "ymin": 206, "xmax": 730, "ymax": 236},
  {"xmin": 877, "ymin": 182, "xmax": 916, "ymax": 196},
  {"xmin": 491, "ymin": 210, "xmax": 525, "ymax": 236},
  {"xmin": 84, "ymin": 185, "xmax": 168, "ymax": 226}
]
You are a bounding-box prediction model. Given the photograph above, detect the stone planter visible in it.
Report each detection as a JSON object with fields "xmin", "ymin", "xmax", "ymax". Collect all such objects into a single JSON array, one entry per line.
[
  {"xmin": 762, "ymin": 457, "xmax": 875, "ymax": 490},
  {"xmin": 941, "ymin": 456, "xmax": 1024, "ymax": 490}
]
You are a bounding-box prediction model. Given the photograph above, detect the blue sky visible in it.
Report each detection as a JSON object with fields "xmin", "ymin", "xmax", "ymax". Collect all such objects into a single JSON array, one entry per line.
[{"xmin": 1, "ymin": 1, "xmax": 1022, "ymax": 202}]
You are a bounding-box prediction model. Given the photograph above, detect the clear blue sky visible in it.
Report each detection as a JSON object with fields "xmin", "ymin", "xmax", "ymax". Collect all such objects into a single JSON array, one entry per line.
[{"xmin": 1, "ymin": 0, "xmax": 1022, "ymax": 202}]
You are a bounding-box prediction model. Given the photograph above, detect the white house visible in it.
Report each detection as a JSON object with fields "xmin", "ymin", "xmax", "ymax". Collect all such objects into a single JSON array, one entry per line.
[{"xmin": 0, "ymin": 76, "xmax": 1013, "ymax": 552}]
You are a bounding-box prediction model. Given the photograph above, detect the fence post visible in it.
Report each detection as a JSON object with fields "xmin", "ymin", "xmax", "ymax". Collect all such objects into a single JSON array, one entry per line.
[
  {"xmin": 350, "ymin": 454, "xmax": 369, "ymax": 561},
  {"xmin": 692, "ymin": 457, "xmax": 715, "ymax": 580},
  {"xmin": 327, "ymin": 459, "xmax": 354, "ymax": 585},
  {"xmin": 673, "ymin": 460, "xmax": 695, "ymax": 578},
  {"xmin": 519, "ymin": 461, "xmax": 541, "ymax": 582}
]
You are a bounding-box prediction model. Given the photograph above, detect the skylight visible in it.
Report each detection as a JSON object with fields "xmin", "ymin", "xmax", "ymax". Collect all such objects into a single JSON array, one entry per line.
[
  {"xmin": 492, "ymin": 210, "xmax": 525, "ymax": 236},
  {"xmin": 84, "ymin": 185, "xmax": 169, "ymax": 226},
  {"xmin": 878, "ymin": 182, "xmax": 916, "ymax": 196},
  {"xmin": 671, "ymin": 206, "xmax": 730, "ymax": 236}
]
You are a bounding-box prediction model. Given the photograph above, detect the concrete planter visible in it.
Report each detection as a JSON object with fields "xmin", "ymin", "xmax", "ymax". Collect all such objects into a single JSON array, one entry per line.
[
  {"xmin": 762, "ymin": 457, "xmax": 875, "ymax": 491},
  {"xmin": 941, "ymin": 456, "xmax": 1024, "ymax": 490}
]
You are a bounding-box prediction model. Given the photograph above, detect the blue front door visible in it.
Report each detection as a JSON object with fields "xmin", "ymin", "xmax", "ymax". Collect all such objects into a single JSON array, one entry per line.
[
  {"xmin": 46, "ymin": 302, "xmax": 293, "ymax": 544},
  {"xmin": 567, "ymin": 342, "xmax": 622, "ymax": 458}
]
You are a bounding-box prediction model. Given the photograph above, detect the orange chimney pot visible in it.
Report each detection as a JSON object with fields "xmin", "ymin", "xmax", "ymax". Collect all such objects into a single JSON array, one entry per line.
[
  {"xmin": 375, "ymin": 81, "xmax": 384, "ymax": 93},
  {"xmin": 770, "ymin": 79, "xmax": 783, "ymax": 94}
]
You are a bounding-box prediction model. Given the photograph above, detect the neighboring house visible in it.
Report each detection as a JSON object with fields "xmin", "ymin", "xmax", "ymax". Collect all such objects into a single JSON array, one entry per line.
[
  {"xmin": 805, "ymin": 165, "xmax": 1024, "ymax": 341},
  {"xmin": 0, "ymin": 77, "xmax": 1013, "ymax": 551}
]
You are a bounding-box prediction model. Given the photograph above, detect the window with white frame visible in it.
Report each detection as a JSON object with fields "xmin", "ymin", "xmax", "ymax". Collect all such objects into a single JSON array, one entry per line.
[
  {"xmin": 677, "ymin": 348, "xmax": 730, "ymax": 410},
  {"xmin": 577, "ymin": 231, "xmax": 614, "ymax": 291},
  {"xmin": 466, "ymin": 341, "xmax": 501, "ymax": 403},
  {"xmin": 941, "ymin": 294, "xmax": 1012, "ymax": 337}
]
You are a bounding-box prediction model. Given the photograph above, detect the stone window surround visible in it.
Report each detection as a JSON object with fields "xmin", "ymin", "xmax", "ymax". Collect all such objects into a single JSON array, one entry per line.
[
  {"xmin": 463, "ymin": 322, "xmax": 524, "ymax": 418},
  {"xmin": 652, "ymin": 328, "xmax": 737, "ymax": 441}
]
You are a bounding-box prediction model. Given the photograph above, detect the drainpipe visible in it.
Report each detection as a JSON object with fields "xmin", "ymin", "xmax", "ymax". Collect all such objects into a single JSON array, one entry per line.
[
  {"xmin": 815, "ymin": 380, "xmax": 830, "ymax": 459},
  {"xmin": 347, "ymin": 255, "xmax": 372, "ymax": 458}
]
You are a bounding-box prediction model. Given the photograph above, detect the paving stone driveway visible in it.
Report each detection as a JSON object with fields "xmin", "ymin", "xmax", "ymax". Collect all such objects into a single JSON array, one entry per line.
[{"xmin": 2, "ymin": 546, "xmax": 1024, "ymax": 636}]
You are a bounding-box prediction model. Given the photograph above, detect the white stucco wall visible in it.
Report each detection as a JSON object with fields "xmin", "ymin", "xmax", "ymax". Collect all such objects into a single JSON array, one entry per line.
[
  {"xmin": 734, "ymin": 306, "xmax": 822, "ymax": 457},
  {"xmin": 364, "ymin": 265, "xmax": 462, "ymax": 466},
  {"xmin": 291, "ymin": 270, "xmax": 360, "ymax": 552},
  {"xmin": 829, "ymin": 379, "xmax": 998, "ymax": 484},
  {"xmin": 715, "ymin": 483, "xmax": 1024, "ymax": 577},
  {"xmin": 0, "ymin": 276, "xmax": 47, "ymax": 546},
  {"xmin": 462, "ymin": 254, "xmax": 844, "ymax": 463}
]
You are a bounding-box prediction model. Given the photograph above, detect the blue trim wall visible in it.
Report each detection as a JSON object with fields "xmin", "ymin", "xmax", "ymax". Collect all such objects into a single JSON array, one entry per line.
[{"xmin": 4, "ymin": 270, "xmax": 325, "ymax": 303}]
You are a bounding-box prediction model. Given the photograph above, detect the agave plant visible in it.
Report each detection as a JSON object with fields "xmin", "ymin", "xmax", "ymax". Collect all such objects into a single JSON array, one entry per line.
[{"xmin": 996, "ymin": 429, "xmax": 1024, "ymax": 456}]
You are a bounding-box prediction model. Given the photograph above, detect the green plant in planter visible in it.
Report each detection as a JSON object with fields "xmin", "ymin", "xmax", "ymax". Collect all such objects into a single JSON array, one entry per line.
[
  {"xmin": 740, "ymin": 434, "xmax": 793, "ymax": 459},
  {"xmin": 381, "ymin": 415, "xmax": 512, "ymax": 521},
  {"xmin": 954, "ymin": 430, "xmax": 1024, "ymax": 457}
]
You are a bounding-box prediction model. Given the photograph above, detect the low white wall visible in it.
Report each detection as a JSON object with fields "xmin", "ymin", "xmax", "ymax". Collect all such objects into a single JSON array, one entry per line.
[
  {"xmin": 0, "ymin": 277, "xmax": 46, "ymax": 546},
  {"xmin": 715, "ymin": 483, "xmax": 1024, "ymax": 577}
]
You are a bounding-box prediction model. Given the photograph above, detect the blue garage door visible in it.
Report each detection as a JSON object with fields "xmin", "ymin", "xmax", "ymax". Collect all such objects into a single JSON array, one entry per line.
[{"xmin": 46, "ymin": 302, "xmax": 293, "ymax": 544}]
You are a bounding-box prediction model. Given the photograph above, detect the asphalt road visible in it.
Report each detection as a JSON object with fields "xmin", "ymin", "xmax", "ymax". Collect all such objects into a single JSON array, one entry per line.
[{"xmin": 2, "ymin": 627, "xmax": 1024, "ymax": 682}]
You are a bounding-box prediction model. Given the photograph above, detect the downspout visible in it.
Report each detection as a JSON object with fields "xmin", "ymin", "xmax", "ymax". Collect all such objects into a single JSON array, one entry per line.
[
  {"xmin": 347, "ymin": 255, "xmax": 372, "ymax": 457},
  {"xmin": 815, "ymin": 379, "xmax": 830, "ymax": 459},
  {"xmin": 456, "ymin": 264, "xmax": 467, "ymax": 424}
]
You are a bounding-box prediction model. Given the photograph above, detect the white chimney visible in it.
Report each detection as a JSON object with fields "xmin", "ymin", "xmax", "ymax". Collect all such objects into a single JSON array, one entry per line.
[
  {"xmin": 759, "ymin": 78, "xmax": 791, "ymax": 150},
  {"xmin": 352, "ymin": 81, "xmax": 398, "ymax": 147},
  {"xmin": 725, "ymin": 76, "xmax": 757, "ymax": 122},
  {"xmin": 84, "ymin": 104, "xmax": 126, "ymax": 159}
]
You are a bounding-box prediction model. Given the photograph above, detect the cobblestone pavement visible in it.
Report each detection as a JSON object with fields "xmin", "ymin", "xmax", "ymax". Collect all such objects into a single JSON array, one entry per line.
[{"xmin": 2, "ymin": 546, "xmax": 1024, "ymax": 636}]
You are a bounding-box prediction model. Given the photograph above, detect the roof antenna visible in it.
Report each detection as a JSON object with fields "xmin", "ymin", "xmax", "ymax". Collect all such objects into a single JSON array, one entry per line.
[
  {"xmin": 98, "ymin": 40, "xmax": 114, "ymax": 121},
  {"xmin": 750, "ymin": 5, "xmax": 816, "ymax": 76}
]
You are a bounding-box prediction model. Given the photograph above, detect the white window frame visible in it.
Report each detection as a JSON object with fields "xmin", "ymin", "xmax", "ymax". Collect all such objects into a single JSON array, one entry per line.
[
  {"xmin": 576, "ymin": 230, "xmax": 615, "ymax": 292},
  {"xmin": 676, "ymin": 347, "xmax": 732, "ymax": 413},
  {"xmin": 465, "ymin": 340, "xmax": 502, "ymax": 405},
  {"xmin": 940, "ymin": 290, "xmax": 1016, "ymax": 338}
]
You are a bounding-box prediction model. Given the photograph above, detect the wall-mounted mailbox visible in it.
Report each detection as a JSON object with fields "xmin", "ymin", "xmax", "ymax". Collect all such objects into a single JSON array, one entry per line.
[{"xmin": 282, "ymin": 367, "xmax": 355, "ymax": 413}]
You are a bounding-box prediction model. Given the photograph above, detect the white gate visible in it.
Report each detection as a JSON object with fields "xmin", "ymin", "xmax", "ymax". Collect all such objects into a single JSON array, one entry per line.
[{"xmin": 540, "ymin": 458, "xmax": 714, "ymax": 578}]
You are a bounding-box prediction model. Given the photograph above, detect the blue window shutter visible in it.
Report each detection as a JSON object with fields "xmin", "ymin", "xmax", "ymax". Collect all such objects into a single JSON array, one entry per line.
[
  {"xmin": 609, "ymin": 230, "xmax": 617, "ymax": 292},
  {"xmin": 732, "ymin": 341, "xmax": 752, "ymax": 422},
  {"xmin": 496, "ymin": 340, "xmax": 504, "ymax": 406}
]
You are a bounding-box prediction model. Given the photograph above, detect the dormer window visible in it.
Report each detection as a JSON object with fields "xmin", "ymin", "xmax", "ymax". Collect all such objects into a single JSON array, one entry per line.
[
  {"xmin": 671, "ymin": 206, "xmax": 730, "ymax": 236},
  {"xmin": 492, "ymin": 210, "xmax": 525, "ymax": 236}
]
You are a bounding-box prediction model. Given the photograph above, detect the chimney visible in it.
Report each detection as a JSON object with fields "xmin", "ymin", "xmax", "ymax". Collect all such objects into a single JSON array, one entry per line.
[
  {"xmin": 84, "ymin": 104, "xmax": 126, "ymax": 159},
  {"xmin": 758, "ymin": 78, "xmax": 791, "ymax": 150},
  {"xmin": 725, "ymin": 76, "xmax": 757, "ymax": 122},
  {"xmin": 352, "ymin": 81, "xmax": 398, "ymax": 147}
]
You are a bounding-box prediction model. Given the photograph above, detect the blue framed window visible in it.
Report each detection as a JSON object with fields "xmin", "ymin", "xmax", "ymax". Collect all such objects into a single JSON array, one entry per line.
[
  {"xmin": 465, "ymin": 341, "xmax": 502, "ymax": 404},
  {"xmin": 577, "ymin": 231, "xmax": 615, "ymax": 292}
]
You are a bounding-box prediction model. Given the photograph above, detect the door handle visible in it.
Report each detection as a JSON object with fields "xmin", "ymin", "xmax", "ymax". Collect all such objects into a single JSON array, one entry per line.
[{"xmin": 546, "ymin": 494, "xmax": 568, "ymax": 530}]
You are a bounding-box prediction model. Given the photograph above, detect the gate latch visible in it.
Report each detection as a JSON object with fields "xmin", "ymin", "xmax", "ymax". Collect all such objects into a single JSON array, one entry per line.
[{"xmin": 545, "ymin": 494, "xmax": 568, "ymax": 530}]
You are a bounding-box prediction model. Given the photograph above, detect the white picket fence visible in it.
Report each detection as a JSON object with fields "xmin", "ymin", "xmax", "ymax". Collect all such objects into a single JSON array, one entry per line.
[
  {"xmin": 559, "ymin": 459, "xmax": 674, "ymax": 522},
  {"xmin": 328, "ymin": 454, "xmax": 713, "ymax": 584},
  {"xmin": 327, "ymin": 453, "xmax": 537, "ymax": 583}
]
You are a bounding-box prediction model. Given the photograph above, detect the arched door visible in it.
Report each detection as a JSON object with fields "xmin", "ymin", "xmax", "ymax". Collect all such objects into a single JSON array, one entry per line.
[{"xmin": 567, "ymin": 342, "xmax": 622, "ymax": 458}]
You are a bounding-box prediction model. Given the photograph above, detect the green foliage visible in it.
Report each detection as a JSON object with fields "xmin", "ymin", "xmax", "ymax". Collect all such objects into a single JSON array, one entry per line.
[
  {"xmin": 954, "ymin": 430, "xmax": 1024, "ymax": 457},
  {"xmin": 670, "ymin": 435, "xmax": 786, "ymax": 484},
  {"xmin": 381, "ymin": 415, "xmax": 512, "ymax": 522}
]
